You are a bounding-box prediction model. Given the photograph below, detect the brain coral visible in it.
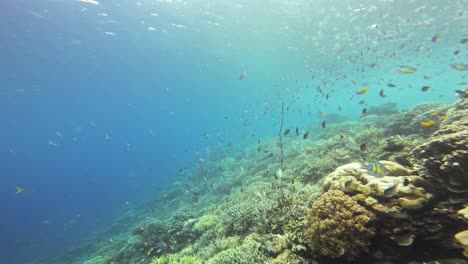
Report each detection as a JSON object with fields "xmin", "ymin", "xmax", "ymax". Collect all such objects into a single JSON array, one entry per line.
[{"xmin": 304, "ymin": 190, "xmax": 375, "ymax": 259}]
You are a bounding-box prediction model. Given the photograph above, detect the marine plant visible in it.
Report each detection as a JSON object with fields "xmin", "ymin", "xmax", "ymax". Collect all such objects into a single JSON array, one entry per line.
[{"xmin": 304, "ymin": 190, "xmax": 375, "ymax": 259}]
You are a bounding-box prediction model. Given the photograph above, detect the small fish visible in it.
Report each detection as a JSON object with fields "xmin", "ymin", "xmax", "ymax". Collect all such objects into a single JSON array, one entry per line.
[
  {"xmin": 239, "ymin": 71, "xmax": 247, "ymax": 80},
  {"xmin": 362, "ymin": 108, "xmax": 368, "ymax": 115},
  {"xmin": 338, "ymin": 106, "xmax": 342, "ymax": 111},
  {"xmin": 105, "ymin": 133, "xmax": 110, "ymax": 141},
  {"xmin": 15, "ymin": 187, "xmax": 24, "ymax": 194},
  {"xmin": 321, "ymin": 121, "xmax": 326, "ymax": 128},
  {"xmin": 356, "ymin": 87, "xmax": 369, "ymax": 95},
  {"xmin": 424, "ymin": 75, "xmax": 431, "ymax": 80},
  {"xmin": 454, "ymin": 49, "xmax": 460, "ymax": 55},
  {"xmin": 283, "ymin": 129, "xmax": 290, "ymax": 136},
  {"xmin": 396, "ymin": 66, "xmax": 417, "ymax": 74},
  {"xmin": 387, "ymin": 83, "xmax": 396, "ymax": 87},
  {"xmin": 339, "ymin": 133, "xmax": 345, "ymax": 139},
  {"xmin": 420, "ymin": 120, "xmax": 435, "ymax": 127},
  {"xmin": 305, "ymin": 146, "xmax": 312, "ymax": 153},
  {"xmin": 295, "ymin": 127, "xmax": 299, "ymax": 136},
  {"xmin": 359, "ymin": 100, "xmax": 366, "ymax": 105},
  {"xmin": 460, "ymin": 38, "xmax": 468, "ymax": 44},
  {"xmin": 379, "ymin": 89, "xmax": 385, "ymax": 97},
  {"xmin": 421, "ymin": 86, "xmax": 430, "ymax": 92},
  {"xmin": 303, "ymin": 131, "xmax": 309, "ymax": 139},
  {"xmin": 403, "ymin": 178, "xmax": 410, "ymax": 186},
  {"xmin": 360, "ymin": 142, "xmax": 368, "ymax": 151},
  {"xmin": 431, "ymin": 33, "xmax": 441, "ymax": 42},
  {"xmin": 367, "ymin": 161, "xmax": 389, "ymax": 177},
  {"xmin": 275, "ymin": 168, "xmax": 283, "ymax": 179},
  {"xmin": 383, "ymin": 184, "xmax": 397, "ymax": 197},
  {"xmin": 352, "ymin": 80, "xmax": 356, "ymax": 86},
  {"xmin": 451, "ymin": 63, "xmax": 468, "ymax": 71}
]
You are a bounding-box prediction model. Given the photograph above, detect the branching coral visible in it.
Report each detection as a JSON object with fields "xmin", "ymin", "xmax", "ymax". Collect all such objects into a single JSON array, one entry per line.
[{"xmin": 304, "ymin": 190, "xmax": 375, "ymax": 259}]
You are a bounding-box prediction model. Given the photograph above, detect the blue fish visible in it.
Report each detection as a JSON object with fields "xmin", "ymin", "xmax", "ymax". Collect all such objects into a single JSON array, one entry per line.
[{"xmin": 367, "ymin": 161, "xmax": 389, "ymax": 177}]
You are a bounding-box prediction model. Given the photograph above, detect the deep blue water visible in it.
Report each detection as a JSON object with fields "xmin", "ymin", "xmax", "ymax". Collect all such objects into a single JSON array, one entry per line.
[{"xmin": 1, "ymin": 0, "xmax": 466, "ymax": 263}]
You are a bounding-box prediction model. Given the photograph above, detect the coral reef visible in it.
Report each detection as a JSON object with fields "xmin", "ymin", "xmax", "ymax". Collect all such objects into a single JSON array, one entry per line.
[
  {"xmin": 304, "ymin": 190, "xmax": 375, "ymax": 259},
  {"xmin": 52, "ymin": 90, "xmax": 468, "ymax": 264}
]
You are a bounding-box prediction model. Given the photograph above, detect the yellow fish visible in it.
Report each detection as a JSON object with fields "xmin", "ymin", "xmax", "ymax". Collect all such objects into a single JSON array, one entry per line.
[
  {"xmin": 396, "ymin": 66, "xmax": 417, "ymax": 74},
  {"xmin": 451, "ymin": 63, "xmax": 468, "ymax": 71},
  {"xmin": 420, "ymin": 120, "xmax": 435, "ymax": 127},
  {"xmin": 15, "ymin": 187, "xmax": 24, "ymax": 194},
  {"xmin": 340, "ymin": 133, "xmax": 345, "ymax": 139},
  {"xmin": 356, "ymin": 87, "xmax": 369, "ymax": 95},
  {"xmin": 305, "ymin": 146, "xmax": 313, "ymax": 154}
]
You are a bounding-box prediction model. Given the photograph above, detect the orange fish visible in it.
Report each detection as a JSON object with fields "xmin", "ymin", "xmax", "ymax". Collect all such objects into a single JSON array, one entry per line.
[{"xmin": 420, "ymin": 120, "xmax": 435, "ymax": 127}]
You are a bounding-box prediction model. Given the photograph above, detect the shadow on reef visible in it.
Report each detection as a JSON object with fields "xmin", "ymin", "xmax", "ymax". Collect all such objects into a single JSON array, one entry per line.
[{"xmin": 59, "ymin": 90, "xmax": 468, "ymax": 264}]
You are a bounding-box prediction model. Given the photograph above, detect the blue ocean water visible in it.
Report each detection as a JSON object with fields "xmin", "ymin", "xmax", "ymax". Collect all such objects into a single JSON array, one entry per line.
[{"xmin": 0, "ymin": 0, "xmax": 466, "ymax": 263}]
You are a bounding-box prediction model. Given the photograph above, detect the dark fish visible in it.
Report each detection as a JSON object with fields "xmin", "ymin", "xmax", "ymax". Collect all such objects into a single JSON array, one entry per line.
[
  {"xmin": 460, "ymin": 38, "xmax": 468, "ymax": 44},
  {"xmin": 431, "ymin": 33, "xmax": 440, "ymax": 42},
  {"xmin": 421, "ymin": 86, "xmax": 430, "ymax": 92},
  {"xmin": 344, "ymin": 180, "xmax": 353, "ymax": 188},
  {"xmin": 257, "ymin": 146, "xmax": 261, "ymax": 152},
  {"xmin": 403, "ymin": 178, "xmax": 410, "ymax": 186},
  {"xmin": 424, "ymin": 75, "xmax": 431, "ymax": 80},
  {"xmin": 224, "ymin": 116, "xmax": 229, "ymax": 119},
  {"xmin": 295, "ymin": 127, "xmax": 299, "ymax": 136},
  {"xmin": 362, "ymin": 108, "xmax": 368, "ymax": 115},
  {"xmin": 326, "ymin": 94, "xmax": 330, "ymax": 100},
  {"xmin": 387, "ymin": 83, "xmax": 396, "ymax": 87},
  {"xmin": 360, "ymin": 142, "xmax": 368, "ymax": 151},
  {"xmin": 379, "ymin": 89, "xmax": 385, "ymax": 97},
  {"xmin": 284, "ymin": 129, "xmax": 290, "ymax": 136},
  {"xmin": 454, "ymin": 49, "xmax": 460, "ymax": 55},
  {"xmin": 359, "ymin": 100, "xmax": 366, "ymax": 105},
  {"xmin": 384, "ymin": 185, "xmax": 397, "ymax": 197},
  {"xmin": 321, "ymin": 121, "xmax": 326, "ymax": 128},
  {"xmin": 338, "ymin": 106, "xmax": 342, "ymax": 111},
  {"xmin": 303, "ymin": 132, "xmax": 309, "ymax": 139},
  {"xmin": 287, "ymin": 106, "xmax": 290, "ymax": 111}
]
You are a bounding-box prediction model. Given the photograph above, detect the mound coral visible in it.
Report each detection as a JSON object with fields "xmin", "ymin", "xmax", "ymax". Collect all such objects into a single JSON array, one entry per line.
[
  {"xmin": 304, "ymin": 190, "xmax": 375, "ymax": 259},
  {"xmin": 322, "ymin": 161, "xmax": 432, "ymax": 211}
]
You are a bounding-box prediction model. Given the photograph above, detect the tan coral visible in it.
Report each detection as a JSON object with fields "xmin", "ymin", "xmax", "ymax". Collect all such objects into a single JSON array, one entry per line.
[
  {"xmin": 322, "ymin": 161, "xmax": 431, "ymax": 211},
  {"xmin": 304, "ymin": 190, "xmax": 375, "ymax": 259}
]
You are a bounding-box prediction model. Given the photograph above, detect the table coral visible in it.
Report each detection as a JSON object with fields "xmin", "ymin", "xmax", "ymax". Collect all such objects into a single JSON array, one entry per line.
[{"xmin": 304, "ymin": 190, "xmax": 375, "ymax": 259}]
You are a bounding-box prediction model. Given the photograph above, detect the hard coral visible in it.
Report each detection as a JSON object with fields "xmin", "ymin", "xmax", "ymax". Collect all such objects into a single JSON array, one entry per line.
[{"xmin": 304, "ymin": 190, "xmax": 375, "ymax": 259}]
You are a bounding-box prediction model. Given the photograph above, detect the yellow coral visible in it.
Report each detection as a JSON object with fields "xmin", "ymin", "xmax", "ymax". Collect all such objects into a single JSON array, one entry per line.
[{"xmin": 304, "ymin": 190, "xmax": 375, "ymax": 259}]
